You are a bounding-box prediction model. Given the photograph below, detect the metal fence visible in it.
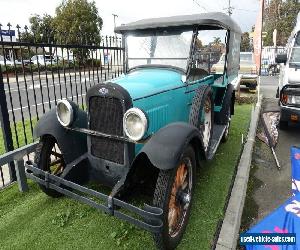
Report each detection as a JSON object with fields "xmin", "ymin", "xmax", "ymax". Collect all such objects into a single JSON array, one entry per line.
[
  {"xmin": 261, "ymin": 46, "xmax": 286, "ymax": 75},
  {"xmin": 0, "ymin": 23, "xmax": 125, "ymax": 189}
]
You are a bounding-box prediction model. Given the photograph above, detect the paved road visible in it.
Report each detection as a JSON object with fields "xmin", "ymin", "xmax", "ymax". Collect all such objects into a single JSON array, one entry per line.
[
  {"xmin": 241, "ymin": 76, "xmax": 300, "ymax": 230},
  {"xmin": 2, "ymin": 69, "xmax": 120, "ymax": 122}
]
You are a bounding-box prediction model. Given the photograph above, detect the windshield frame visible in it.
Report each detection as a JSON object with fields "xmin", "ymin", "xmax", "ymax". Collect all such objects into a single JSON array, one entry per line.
[{"xmin": 124, "ymin": 29, "xmax": 195, "ymax": 73}]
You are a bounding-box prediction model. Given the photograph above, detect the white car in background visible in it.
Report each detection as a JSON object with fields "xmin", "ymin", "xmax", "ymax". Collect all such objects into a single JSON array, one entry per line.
[
  {"xmin": 239, "ymin": 52, "xmax": 258, "ymax": 92},
  {"xmin": 276, "ymin": 12, "xmax": 300, "ymax": 129},
  {"xmin": 0, "ymin": 55, "xmax": 14, "ymax": 66},
  {"xmin": 30, "ymin": 55, "xmax": 56, "ymax": 66}
]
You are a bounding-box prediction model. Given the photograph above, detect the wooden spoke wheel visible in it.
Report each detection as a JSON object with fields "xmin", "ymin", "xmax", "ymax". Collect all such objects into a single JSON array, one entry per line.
[
  {"xmin": 153, "ymin": 146, "xmax": 196, "ymax": 250},
  {"xmin": 34, "ymin": 135, "xmax": 66, "ymax": 197}
]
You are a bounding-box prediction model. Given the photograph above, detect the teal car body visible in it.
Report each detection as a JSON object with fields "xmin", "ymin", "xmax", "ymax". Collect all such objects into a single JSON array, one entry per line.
[{"xmin": 111, "ymin": 68, "xmax": 226, "ymax": 154}]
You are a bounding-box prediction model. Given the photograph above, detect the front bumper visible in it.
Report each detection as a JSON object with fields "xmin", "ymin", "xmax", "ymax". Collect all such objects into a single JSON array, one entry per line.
[
  {"xmin": 25, "ymin": 160, "xmax": 163, "ymax": 233},
  {"xmin": 280, "ymin": 105, "xmax": 300, "ymax": 123},
  {"xmin": 239, "ymin": 74, "xmax": 258, "ymax": 88}
]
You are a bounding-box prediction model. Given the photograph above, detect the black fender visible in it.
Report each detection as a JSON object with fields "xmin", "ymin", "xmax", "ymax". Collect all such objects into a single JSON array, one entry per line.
[
  {"xmin": 138, "ymin": 122, "xmax": 204, "ymax": 170},
  {"xmin": 33, "ymin": 108, "xmax": 88, "ymax": 164}
]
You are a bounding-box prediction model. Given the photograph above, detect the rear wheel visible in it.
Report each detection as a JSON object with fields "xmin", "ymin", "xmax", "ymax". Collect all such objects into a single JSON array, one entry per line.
[
  {"xmin": 189, "ymin": 85, "xmax": 214, "ymax": 154},
  {"xmin": 34, "ymin": 135, "xmax": 66, "ymax": 197},
  {"xmin": 248, "ymin": 84, "xmax": 257, "ymax": 93},
  {"xmin": 221, "ymin": 107, "xmax": 231, "ymax": 143},
  {"xmin": 153, "ymin": 146, "xmax": 196, "ymax": 250}
]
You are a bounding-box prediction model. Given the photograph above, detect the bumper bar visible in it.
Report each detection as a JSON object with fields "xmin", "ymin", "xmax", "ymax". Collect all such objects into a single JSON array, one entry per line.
[{"xmin": 25, "ymin": 161, "xmax": 163, "ymax": 233}]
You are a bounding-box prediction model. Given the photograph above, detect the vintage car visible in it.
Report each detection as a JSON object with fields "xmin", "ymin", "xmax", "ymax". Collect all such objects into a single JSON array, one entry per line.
[
  {"xmin": 25, "ymin": 12, "xmax": 241, "ymax": 249},
  {"xmin": 276, "ymin": 12, "xmax": 300, "ymax": 130},
  {"xmin": 239, "ymin": 52, "xmax": 258, "ymax": 92}
]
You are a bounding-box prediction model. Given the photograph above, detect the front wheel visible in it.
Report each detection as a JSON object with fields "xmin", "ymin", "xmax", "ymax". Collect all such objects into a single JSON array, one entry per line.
[
  {"xmin": 34, "ymin": 135, "xmax": 66, "ymax": 197},
  {"xmin": 153, "ymin": 146, "xmax": 196, "ymax": 250}
]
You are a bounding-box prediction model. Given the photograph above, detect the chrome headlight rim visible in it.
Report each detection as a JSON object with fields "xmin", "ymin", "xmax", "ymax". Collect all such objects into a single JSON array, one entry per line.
[
  {"xmin": 123, "ymin": 107, "xmax": 148, "ymax": 141},
  {"xmin": 56, "ymin": 99, "xmax": 74, "ymax": 127}
]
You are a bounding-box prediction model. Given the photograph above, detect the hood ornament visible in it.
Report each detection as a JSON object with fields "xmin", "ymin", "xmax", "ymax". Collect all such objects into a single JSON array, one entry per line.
[{"xmin": 99, "ymin": 87, "xmax": 109, "ymax": 95}]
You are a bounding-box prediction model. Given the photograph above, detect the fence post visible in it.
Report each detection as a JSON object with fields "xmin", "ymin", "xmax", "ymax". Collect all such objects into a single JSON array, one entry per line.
[{"xmin": 0, "ymin": 66, "xmax": 16, "ymax": 181}]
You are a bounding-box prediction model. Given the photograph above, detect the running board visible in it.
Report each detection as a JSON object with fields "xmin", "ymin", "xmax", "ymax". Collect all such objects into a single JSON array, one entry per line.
[{"xmin": 207, "ymin": 124, "xmax": 227, "ymax": 160}]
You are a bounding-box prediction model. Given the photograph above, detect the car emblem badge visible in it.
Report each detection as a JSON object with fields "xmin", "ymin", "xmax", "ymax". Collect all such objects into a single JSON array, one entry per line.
[{"xmin": 99, "ymin": 87, "xmax": 108, "ymax": 95}]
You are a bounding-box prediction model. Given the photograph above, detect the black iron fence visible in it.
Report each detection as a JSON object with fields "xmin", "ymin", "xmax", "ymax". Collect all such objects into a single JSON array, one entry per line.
[{"xmin": 0, "ymin": 23, "xmax": 125, "ymax": 189}]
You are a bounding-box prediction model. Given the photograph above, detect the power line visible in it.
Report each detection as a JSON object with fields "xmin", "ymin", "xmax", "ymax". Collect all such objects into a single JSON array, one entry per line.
[{"xmin": 192, "ymin": 0, "xmax": 209, "ymax": 12}]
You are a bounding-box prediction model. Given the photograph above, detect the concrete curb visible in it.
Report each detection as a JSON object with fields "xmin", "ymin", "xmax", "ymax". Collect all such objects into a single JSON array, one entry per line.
[{"xmin": 215, "ymin": 79, "xmax": 262, "ymax": 250}]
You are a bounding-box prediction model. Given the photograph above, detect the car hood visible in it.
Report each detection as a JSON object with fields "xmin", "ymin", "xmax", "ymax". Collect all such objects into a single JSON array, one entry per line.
[{"xmin": 110, "ymin": 68, "xmax": 184, "ymax": 100}]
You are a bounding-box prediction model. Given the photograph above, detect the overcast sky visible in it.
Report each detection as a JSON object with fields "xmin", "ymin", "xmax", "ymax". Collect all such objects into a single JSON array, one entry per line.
[{"xmin": 1, "ymin": 0, "xmax": 260, "ymax": 34}]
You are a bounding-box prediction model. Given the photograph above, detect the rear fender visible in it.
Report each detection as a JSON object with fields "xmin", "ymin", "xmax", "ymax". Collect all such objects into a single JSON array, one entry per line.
[{"xmin": 33, "ymin": 109, "xmax": 88, "ymax": 164}]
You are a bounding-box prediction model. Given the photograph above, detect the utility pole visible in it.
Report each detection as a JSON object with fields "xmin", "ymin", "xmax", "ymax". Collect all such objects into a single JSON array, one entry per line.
[
  {"xmin": 226, "ymin": 0, "xmax": 234, "ymax": 16},
  {"xmin": 112, "ymin": 14, "xmax": 118, "ymax": 28}
]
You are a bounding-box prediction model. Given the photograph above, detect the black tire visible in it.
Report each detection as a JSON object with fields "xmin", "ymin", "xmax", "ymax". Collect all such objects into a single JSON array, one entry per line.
[
  {"xmin": 189, "ymin": 85, "xmax": 214, "ymax": 154},
  {"xmin": 34, "ymin": 135, "xmax": 66, "ymax": 197},
  {"xmin": 153, "ymin": 146, "xmax": 196, "ymax": 250},
  {"xmin": 279, "ymin": 120, "xmax": 288, "ymax": 130},
  {"xmin": 248, "ymin": 83, "xmax": 257, "ymax": 93},
  {"xmin": 221, "ymin": 107, "xmax": 231, "ymax": 143}
]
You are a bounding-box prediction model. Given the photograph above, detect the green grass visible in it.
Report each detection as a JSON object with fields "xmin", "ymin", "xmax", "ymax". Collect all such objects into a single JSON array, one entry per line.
[
  {"xmin": 0, "ymin": 104, "xmax": 252, "ymax": 250},
  {"xmin": 0, "ymin": 118, "xmax": 37, "ymax": 155}
]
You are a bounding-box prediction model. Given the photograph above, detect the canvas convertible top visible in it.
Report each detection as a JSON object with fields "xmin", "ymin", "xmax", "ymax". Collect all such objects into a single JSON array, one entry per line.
[{"xmin": 115, "ymin": 12, "xmax": 242, "ymax": 34}]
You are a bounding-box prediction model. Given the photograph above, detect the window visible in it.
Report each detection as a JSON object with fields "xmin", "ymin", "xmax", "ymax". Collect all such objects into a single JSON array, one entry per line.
[
  {"xmin": 127, "ymin": 30, "xmax": 193, "ymax": 70},
  {"xmin": 189, "ymin": 29, "xmax": 227, "ymax": 80}
]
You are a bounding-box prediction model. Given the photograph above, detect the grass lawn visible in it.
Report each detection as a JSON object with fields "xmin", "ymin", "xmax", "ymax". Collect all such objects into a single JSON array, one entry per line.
[
  {"xmin": 0, "ymin": 104, "xmax": 252, "ymax": 250},
  {"xmin": 0, "ymin": 118, "xmax": 37, "ymax": 155}
]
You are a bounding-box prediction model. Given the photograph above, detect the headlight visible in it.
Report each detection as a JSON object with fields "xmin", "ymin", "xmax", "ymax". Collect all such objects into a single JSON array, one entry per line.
[
  {"xmin": 56, "ymin": 100, "xmax": 74, "ymax": 127},
  {"xmin": 123, "ymin": 108, "xmax": 148, "ymax": 141}
]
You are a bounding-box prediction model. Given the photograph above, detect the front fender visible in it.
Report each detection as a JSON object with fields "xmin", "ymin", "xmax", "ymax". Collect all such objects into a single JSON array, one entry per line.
[
  {"xmin": 33, "ymin": 108, "xmax": 88, "ymax": 164},
  {"xmin": 139, "ymin": 122, "xmax": 203, "ymax": 170}
]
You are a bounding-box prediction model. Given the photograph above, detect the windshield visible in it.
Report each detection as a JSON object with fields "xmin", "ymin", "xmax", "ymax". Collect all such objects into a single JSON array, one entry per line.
[
  {"xmin": 126, "ymin": 31, "xmax": 193, "ymax": 70},
  {"xmin": 240, "ymin": 53, "xmax": 253, "ymax": 62},
  {"xmin": 290, "ymin": 32, "xmax": 300, "ymax": 65}
]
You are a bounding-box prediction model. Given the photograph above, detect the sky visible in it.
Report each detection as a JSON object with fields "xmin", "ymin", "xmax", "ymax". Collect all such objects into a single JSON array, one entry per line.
[{"xmin": 0, "ymin": 0, "xmax": 260, "ymax": 35}]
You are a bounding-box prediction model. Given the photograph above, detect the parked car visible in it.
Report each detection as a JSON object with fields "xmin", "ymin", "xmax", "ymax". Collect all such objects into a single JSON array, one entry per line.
[
  {"xmin": 0, "ymin": 55, "xmax": 14, "ymax": 66},
  {"xmin": 30, "ymin": 55, "xmax": 56, "ymax": 66},
  {"xmin": 25, "ymin": 12, "xmax": 242, "ymax": 250},
  {"xmin": 239, "ymin": 52, "xmax": 258, "ymax": 92},
  {"xmin": 276, "ymin": 12, "xmax": 300, "ymax": 130}
]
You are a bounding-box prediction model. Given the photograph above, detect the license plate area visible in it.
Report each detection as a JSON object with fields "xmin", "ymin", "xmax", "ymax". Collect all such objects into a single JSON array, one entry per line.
[{"xmin": 291, "ymin": 114, "xmax": 299, "ymax": 122}]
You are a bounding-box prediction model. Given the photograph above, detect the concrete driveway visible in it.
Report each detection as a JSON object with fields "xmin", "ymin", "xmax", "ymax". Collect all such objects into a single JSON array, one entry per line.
[{"xmin": 241, "ymin": 76, "xmax": 300, "ymax": 231}]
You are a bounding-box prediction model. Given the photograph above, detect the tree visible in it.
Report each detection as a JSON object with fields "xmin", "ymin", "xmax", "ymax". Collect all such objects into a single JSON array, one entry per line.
[
  {"xmin": 241, "ymin": 32, "xmax": 251, "ymax": 52},
  {"xmin": 53, "ymin": 0, "xmax": 103, "ymax": 45},
  {"xmin": 263, "ymin": 0, "xmax": 300, "ymax": 46},
  {"xmin": 20, "ymin": 14, "xmax": 54, "ymax": 43},
  {"xmin": 213, "ymin": 37, "xmax": 221, "ymax": 45}
]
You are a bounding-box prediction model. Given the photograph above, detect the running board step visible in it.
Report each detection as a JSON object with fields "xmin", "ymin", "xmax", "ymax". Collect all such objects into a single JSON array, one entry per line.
[{"xmin": 207, "ymin": 124, "xmax": 227, "ymax": 160}]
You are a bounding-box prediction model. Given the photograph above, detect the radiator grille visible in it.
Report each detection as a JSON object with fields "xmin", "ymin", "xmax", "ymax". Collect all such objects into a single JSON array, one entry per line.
[{"xmin": 89, "ymin": 96, "xmax": 124, "ymax": 164}]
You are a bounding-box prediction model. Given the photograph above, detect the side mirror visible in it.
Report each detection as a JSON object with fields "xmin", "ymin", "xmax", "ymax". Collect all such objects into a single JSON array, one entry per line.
[{"xmin": 275, "ymin": 54, "xmax": 287, "ymax": 64}]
